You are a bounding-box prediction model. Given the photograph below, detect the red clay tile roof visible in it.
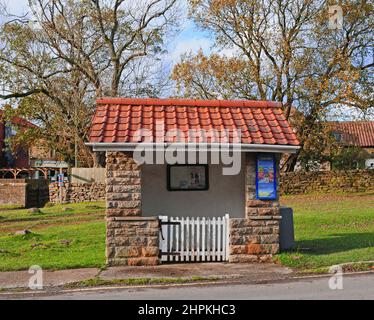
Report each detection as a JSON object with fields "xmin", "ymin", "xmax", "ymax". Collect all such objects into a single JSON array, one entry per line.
[
  {"xmin": 89, "ymin": 98, "xmax": 299, "ymax": 146},
  {"xmin": 329, "ymin": 121, "xmax": 374, "ymax": 147},
  {"xmin": 0, "ymin": 110, "xmax": 37, "ymax": 128}
]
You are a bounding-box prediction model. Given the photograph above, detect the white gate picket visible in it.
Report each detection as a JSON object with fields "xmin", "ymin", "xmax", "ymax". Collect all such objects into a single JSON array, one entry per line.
[
  {"xmin": 209, "ymin": 218, "xmax": 213, "ymax": 261},
  {"xmin": 175, "ymin": 217, "xmax": 180, "ymax": 262},
  {"xmin": 201, "ymin": 217, "xmax": 206, "ymax": 262},
  {"xmin": 206, "ymin": 218, "xmax": 210, "ymax": 262},
  {"xmin": 191, "ymin": 217, "xmax": 195, "ymax": 260},
  {"xmin": 217, "ymin": 217, "xmax": 221, "ymax": 261},
  {"xmin": 225, "ymin": 214, "xmax": 230, "ymax": 259},
  {"xmin": 186, "ymin": 217, "xmax": 190, "ymax": 259},
  {"xmin": 159, "ymin": 215, "xmax": 230, "ymax": 262},
  {"xmin": 180, "ymin": 217, "xmax": 185, "ymax": 262},
  {"xmin": 212, "ymin": 217, "xmax": 216, "ymax": 262},
  {"xmin": 169, "ymin": 218, "xmax": 174, "ymax": 262},
  {"xmin": 222, "ymin": 214, "xmax": 227, "ymax": 261},
  {"xmin": 196, "ymin": 218, "xmax": 200, "ymax": 262}
]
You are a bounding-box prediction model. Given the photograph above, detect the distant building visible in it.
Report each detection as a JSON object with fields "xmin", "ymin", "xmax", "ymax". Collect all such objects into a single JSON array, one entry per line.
[
  {"xmin": 0, "ymin": 110, "xmax": 36, "ymax": 168},
  {"xmin": 329, "ymin": 121, "xmax": 374, "ymax": 169},
  {"xmin": 329, "ymin": 121, "xmax": 374, "ymax": 153},
  {"xmin": 291, "ymin": 121, "xmax": 374, "ymax": 172},
  {"xmin": 29, "ymin": 142, "xmax": 69, "ymax": 180},
  {"xmin": 0, "ymin": 110, "xmax": 68, "ymax": 179}
]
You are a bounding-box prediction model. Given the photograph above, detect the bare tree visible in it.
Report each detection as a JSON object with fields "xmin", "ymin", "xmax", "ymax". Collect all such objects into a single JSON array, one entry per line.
[{"xmin": 28, "ymin": 0, "xmax": 179, "ymax": 96}]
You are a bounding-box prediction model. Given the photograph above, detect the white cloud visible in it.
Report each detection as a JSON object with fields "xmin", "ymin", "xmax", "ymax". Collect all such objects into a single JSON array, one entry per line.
[{"xmin": 4, "ymin": 0, "xmax": 29, "ymax": 15}]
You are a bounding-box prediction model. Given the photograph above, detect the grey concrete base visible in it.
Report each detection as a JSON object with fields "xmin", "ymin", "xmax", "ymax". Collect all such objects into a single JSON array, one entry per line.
[
  {"xmin": 99, "ymin": 263, "xmax": 293, "ymax": 282},
  {"xmin": 0, "ymin": 263, "xmax": 293, "ymax": 290},
  {"xmin": 42, "ymin": 273, "xmax": 374, "ymax": 300},
  {"xmin": 0, "ymin": 268, "xmax": 99, "ymax": 289}
]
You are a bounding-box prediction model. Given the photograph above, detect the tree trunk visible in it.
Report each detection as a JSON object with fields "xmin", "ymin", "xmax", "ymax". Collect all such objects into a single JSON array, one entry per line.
[{"xmin": 281, "ymin": 150, "xmax": 300, "ymax": 172}]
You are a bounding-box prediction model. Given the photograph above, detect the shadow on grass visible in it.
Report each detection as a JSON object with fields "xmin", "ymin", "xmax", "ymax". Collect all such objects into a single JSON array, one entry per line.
[{"xmin": 292, "ymin": 232, "xmax": 374, "ymax": 255}]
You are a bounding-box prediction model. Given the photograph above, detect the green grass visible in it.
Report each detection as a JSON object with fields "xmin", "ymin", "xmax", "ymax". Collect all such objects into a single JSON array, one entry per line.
[
  {"xmin": 1, "ymin": 193, "xmax": 373, "ymax": 274},
  {"xmin": 0, "ymin": 202, "xmax": 106, "ymax": 271},
  {"xmin": 0, "ymin": 204, "xmax": 25, "ymax": 211},
  {"xmin": 277, "ymin": 192, "xmax": 374, "ymax": 273},
  {"xmin": 65, "ymin": 276, "xmax": 221, "ymax": 289}
]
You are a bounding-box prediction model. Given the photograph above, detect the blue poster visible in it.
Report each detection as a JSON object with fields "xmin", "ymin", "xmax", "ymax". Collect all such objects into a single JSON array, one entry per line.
[{"xmin": 256, "ymin": 154, "xmax": 277, "ymax": 200}]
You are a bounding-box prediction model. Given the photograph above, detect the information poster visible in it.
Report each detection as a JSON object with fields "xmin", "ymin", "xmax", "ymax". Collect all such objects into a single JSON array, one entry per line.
[
  {"xmin": 168, "ymin": 165, "xmax": 209, "ymax": 191},
  {"xmin": 256, "ymin": 154, "xmax": 277, "ymax": 200}
]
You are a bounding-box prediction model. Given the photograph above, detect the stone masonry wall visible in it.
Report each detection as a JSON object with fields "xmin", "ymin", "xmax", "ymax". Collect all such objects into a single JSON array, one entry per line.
[
  {"xmin": 0, "ymin": 179, "xmax": 49, "ymax": 208},
  {"xmin": 229, "ymin": 153, "xmax": 280, "ymax": 263},
  {"xmin": 0, "ymin": 179, "xmax": 27, "ymax": 206},
  {"xmin": 280, "ymin": 170, "xmax": 374, "ymax": 195},
  {"xmin": 49, "ymin": 182, "xmax": 106, "ymax": 204},
  {"xmin": 47, "ymin": 170, "xmax": 374, "ymax": 206},
  {"xmin": 48, "ymin": 168, "xmax": 374, "ymax": 205},
  {"xmin": 106, "ymin": 217, "xmax": 160, "ymax": 266},
  {"xmin": 105, "ymin": 151, "xmax": 159, "ymax": 266}
]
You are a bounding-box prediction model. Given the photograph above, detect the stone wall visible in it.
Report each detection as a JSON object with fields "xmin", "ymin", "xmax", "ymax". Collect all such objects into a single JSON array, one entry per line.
[
  {"xmin": 47, "ymin": 168, "xmax": 374, "ymax": 204},
  {"xmin": 105, "ymin": 151, "xmax": 160, "ymax": 266},
  {"xmin": 49, "ymin": 182, "xmax": 106, "ymax": 204},
  {"xmin": 229, "ymin": 216, "xmax": 280, "ymax": 263},
  {"xmin": 106, "ymin": 217, "xmax": 159, "ymax": 266},
  {"xmin": 229, "ymin": 153, "xmax": 280, "ymax": 263},
  {"xmin": 0, "ymin": 179, "xmax": 27, "ymax": 206},
  {"xmin": 280, "ymin": 170, "xmax": 374, "ymax": 195},
  {"xmin": 0, "ymin": 179, "xmax": 49, "ymax": 208}
]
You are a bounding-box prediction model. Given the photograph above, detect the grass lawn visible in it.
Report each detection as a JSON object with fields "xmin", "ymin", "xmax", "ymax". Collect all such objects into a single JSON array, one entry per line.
[
  {"xmin": 0, "ymin": 192, "xmax": 373, "ymax": 273},
  {"xmin": 0, "ymin": 202, "xmax": 106, "ymax": 271},
  {"xmin": 278, "ymin": 192, "xmax": 374, "ymax": 273}
]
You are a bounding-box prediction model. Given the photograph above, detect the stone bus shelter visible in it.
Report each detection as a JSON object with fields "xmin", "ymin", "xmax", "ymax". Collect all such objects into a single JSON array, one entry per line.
[{"xmin": 87, "ymin": 98, "xmax": 299, "ymax": 266}]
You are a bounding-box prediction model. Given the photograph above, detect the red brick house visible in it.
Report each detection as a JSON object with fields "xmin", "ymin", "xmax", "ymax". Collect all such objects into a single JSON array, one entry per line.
[
  {"xmin": 329, "ymin": 121, "xmax": 374, "ymax": 169},
  {"xmin": 87, "ymin": 98, "xmax": 299, "ymax": 266},
  {"xmin": 329, "ymin": 121, "xmax": 374, "ymax": 153},
  {"xmin": 0, "ymin": 110, "xmax": 36, "ymax": 168}
]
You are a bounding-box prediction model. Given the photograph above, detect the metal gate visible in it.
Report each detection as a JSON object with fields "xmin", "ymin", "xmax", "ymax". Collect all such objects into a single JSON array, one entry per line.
[{"xmin": 159, "ymin": 215, "xmax": 230, "ymax": 262}]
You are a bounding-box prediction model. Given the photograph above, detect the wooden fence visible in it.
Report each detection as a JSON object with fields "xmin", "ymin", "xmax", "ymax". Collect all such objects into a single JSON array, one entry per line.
[{"xmin": 70, "ymin": 168, "xmax": 106, "ymax": 184}]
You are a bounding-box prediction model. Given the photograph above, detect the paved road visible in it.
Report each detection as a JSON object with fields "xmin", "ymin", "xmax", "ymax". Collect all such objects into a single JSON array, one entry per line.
[{"xmin": 5, "ymin": 273, "xmax": 373, "ymax": 300}]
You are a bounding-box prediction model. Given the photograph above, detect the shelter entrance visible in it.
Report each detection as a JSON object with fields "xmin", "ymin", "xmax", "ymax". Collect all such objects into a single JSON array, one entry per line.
[{"xmin": 159, "ymin": 215, "xmax": 230, "ymax": 263}]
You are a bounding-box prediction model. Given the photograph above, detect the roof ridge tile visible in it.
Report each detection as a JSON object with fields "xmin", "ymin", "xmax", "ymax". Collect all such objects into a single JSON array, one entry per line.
[{"xmin": 97, "ymin": 97, "xmax": 283, "ymax": 109}]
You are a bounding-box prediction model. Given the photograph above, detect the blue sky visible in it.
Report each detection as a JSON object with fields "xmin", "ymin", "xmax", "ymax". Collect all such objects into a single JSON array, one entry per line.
[
  {"xmin": 2, "ymin": 0, "xmax": 214, "ymax": 65},
  {"xmin": 169, "ymin": 19, "xmax": 212, "ymax": 62}
]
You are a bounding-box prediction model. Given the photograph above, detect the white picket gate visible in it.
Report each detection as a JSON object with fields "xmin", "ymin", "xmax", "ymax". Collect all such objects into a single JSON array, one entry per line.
[{"xmin": 159, "ymin": 215, "xmax": 230, "ymax": 263}]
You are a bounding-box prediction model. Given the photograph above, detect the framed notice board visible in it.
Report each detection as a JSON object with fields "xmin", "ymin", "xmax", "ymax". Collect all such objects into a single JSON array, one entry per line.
[
  {"xmin": 167, "ymin": 165, "xmax": 209, "ymax": 191},
  {"xmin": 256, "ymin": 154, "xmax": 277, "ymax": 200}
]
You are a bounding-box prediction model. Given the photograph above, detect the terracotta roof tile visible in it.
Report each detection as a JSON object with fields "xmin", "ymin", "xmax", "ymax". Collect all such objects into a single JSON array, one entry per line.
[
  {"xmin": 329, "ymin": 121, "xmax": 374, "ymax": 147},
  {"xmin": 89, "ymin": 98, "xmax": 300, "ymax": 146}
]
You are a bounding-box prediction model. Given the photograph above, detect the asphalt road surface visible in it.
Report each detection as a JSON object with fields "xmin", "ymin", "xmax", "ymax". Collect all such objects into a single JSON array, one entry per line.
[{"xmin": 4, "ymin": 272, "xmax": 373, "ymax": 300}]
